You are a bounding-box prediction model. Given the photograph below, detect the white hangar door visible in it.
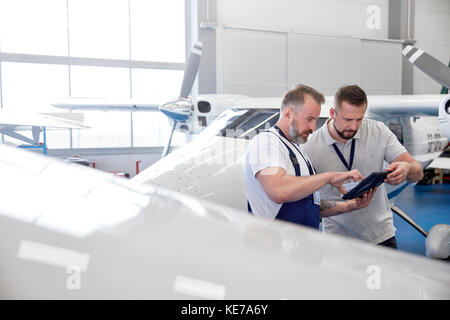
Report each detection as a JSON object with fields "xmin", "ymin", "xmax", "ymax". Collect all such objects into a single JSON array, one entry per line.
[{"xmin": 216, "ymin": 26, "xmax": 402, "ymax": 97}]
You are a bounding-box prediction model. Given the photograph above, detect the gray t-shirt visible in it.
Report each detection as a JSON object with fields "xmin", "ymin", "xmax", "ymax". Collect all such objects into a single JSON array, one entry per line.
[{"xmin": 303, "ymin": 118, "xmax": 407, "ymax": 244}]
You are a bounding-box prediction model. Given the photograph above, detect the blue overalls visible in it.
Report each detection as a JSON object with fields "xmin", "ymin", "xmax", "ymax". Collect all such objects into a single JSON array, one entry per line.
[{"xmin": 248, "ymin": 126, "xmax": 320, "ymax": 229}]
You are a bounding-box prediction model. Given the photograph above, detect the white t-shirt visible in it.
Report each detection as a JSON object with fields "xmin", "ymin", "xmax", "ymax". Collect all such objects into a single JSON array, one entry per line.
[{"xmin": 242, "ymin": 127, "xmax": 315, "ymax": 220}]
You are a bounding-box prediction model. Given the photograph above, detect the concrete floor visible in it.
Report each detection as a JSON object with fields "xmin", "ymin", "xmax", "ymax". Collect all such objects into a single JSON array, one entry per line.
[{"xmin": 394, "ymin": 183, "xmax": 450, "ymax": 257}]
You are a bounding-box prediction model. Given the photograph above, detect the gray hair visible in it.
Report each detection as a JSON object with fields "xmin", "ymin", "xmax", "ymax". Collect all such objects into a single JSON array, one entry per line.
[{"xmin": 281, "ymin": 84, "xmax": 325, "ymax": 113}]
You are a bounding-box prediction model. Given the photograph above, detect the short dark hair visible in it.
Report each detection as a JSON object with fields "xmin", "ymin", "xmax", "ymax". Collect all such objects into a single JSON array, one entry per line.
[
  {"xmin": 281, "ymin": 84, "xmax": 325, "ymax": 113},
  {"xmin": 335, "ymin": 85, "xmax": 367, "ymax": 110}
]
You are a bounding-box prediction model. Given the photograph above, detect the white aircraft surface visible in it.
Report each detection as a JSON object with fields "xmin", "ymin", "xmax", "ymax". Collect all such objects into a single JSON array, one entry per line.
[
  {"xmin": 132, "ymin": 94, "xmax": 450, "ymax": 213},
  {"xmin": 0, "ymin": 145, "xmax": 449, "ymax": 299}
]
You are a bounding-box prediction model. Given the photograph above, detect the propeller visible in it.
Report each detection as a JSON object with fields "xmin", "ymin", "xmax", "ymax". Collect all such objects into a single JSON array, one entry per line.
[
  {"xmin": 51, "ymin": 42, "xmax": 203, "ymax": 158},
  {"xmin": 402, "ymin": 45, "xmax": 450, "ymax": 140},
  {"xmin": 402, "ymin": 45, "xmax": 450, "ymax": 89},
  {"xmin": 158, "ymin": 41, "xmax": 203, "ymax": 158}
]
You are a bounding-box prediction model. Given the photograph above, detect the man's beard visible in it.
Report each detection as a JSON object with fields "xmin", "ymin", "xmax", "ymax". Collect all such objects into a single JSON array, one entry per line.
[
  {"xmin": 287, "ymin": 118, "xmax": 311, "ymax": 144},
  {"xmin": 332, "ymin": 120, "xmax": 357, "ymax": 140}
]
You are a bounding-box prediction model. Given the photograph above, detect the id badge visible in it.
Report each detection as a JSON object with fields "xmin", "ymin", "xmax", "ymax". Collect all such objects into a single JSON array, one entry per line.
[{"xmin": 313, "ymin": 191, "xmax": 321, "ymax": 205}]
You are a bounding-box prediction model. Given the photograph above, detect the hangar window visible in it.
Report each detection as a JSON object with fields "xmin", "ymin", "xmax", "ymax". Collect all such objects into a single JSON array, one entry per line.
[
  {"xmin": 68, "ymin": 0, "xmax": 130, "ymax": 60},
  {"xmin": 130, "ymin": 0, "xmax": 185, "ymax": 63},
  {"xmin": 0, "ymin": 0, "xmax": 186, "ymax": 149},
  {"xmin": 0, "ymin": 0, "xmax": 68, "ymax": 56},
  {"xmin": 131, "ymin": 68, "xmax": 185, "ymax": 147},
  {"xmin": 0, "ymin": 62, "xmax": 70, "ymax": 148}
]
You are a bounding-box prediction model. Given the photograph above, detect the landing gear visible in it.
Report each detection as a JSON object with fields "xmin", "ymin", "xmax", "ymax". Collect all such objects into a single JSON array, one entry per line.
[
  {"xmin": 418, "ymin": 168, "xmax": 444, "ymax": 185},
  {"xmin": 418, "ymin": 169, "xmax": 434, "ymax": 185}
]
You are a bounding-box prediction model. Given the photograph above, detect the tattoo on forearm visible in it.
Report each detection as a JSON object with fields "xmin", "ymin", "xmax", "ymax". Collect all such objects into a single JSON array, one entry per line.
[{"xmin": 320, "ymin": 200, "xmax": 336, "ymax": 211}]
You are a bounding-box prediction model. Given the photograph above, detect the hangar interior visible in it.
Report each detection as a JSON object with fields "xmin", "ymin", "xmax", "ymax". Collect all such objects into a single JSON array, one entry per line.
[
  {"xmin": 0, "ymin": 0, "xmax": 449, "ymax": 300},
  {"xmin": 0, "ymin": 0, "xmax": 448, "ymax": 175}
]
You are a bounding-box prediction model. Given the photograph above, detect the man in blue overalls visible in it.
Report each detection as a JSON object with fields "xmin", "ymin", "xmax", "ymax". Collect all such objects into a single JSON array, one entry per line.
[{"xmin": 242, "ymin": 85, "xmax": 375, "ymax": 228}]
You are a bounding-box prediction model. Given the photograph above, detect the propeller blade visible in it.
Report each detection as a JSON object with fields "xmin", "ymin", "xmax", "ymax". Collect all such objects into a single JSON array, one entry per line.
[
  {"xmin": 402, "ymin": 45, "xmax": 450, "ymax": 88},
  {"xmin": 158, "ymin": 42, "xmax": 203, "ymax": 158},
  {"xmin": 179, "ymin": 41, "xmax": 203, "ymax": 98},
  {"xmin": 161, "ymin": 119, "xmax": 177, "ymax": 159}
]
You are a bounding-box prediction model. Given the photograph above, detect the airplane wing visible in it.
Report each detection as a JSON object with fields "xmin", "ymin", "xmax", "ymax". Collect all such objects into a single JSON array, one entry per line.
[
  {"xmin": 362, "ymin": 94, "xmax": 448, "ymax": 117},
  {"xmin": 0, "ymin": 109, "xmax": 89, "ymax": 131},
  {"xmin": 402, "ymin": 45, "xmax": 450, "ymax": 89},
  {"xmin": 427, "ymin": 157, "xmax": 450, "ymax": 170},
  {"xmin": 362, "ymin": 94, "xmax": 450, "ymax": 141},
  {"xmin": 51, "ymin": 97, "xmax": 160, "ymax": 112},
  {"xmin": 50, "ymin": 42, "xmax": 204, "ymax": 159},
  {"xmin": 0, "ymin": 144, "xmax": 449, "ymax": 299}
]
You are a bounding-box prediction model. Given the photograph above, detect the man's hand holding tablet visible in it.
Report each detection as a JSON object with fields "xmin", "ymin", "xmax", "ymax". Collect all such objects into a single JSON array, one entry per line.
[
  {"xmin": 345, "ymin": 186, "xmax": 376, "ymax": 210},
  {"xmin": 340, "ymin": 170, "xmax": 393, "ymax": 200},
  {"xmin": 338, "ymin": 179, "xmax": 375, "ymax": 211}
]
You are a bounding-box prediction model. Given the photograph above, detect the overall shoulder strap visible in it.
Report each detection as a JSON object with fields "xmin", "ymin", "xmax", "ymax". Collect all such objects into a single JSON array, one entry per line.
[{"xmin": 269, "ymin": 128, "xmax": 301, "ymax": 176}]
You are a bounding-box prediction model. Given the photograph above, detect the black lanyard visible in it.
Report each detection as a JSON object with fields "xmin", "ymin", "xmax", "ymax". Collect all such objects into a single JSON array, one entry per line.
[
  {"xmin": 273, "ymin": 126, "xmax": 315, "ymax": 175},
  {"xmin": 332, "ymin": 139, "xmax": 355, "ymax": 171}
]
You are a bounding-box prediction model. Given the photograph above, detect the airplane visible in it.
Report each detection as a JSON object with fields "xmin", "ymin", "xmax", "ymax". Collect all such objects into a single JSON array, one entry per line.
[
  {"xmin": 50, "ymin": 41, "xmax": 240, "ymax": 159},
  {"xmin": 130, "ymin": 47, "xmax": 450, "ymax": 243},
  {"xmin": 131, "ymin": 93, "xmax": 450, "ymax": 233},
  {"xmin": 0, "ymin": 144, "xmax": 449, "ymax": 299},
  {"xmin": 402, "ymin": 44, "xmax": 450, "ymax": 141},
  {"xmin": 51, "ymin": 44, "xmax": 450, "ymax": 242},
  {"xmin": 0, "ymin": 109, "xmax": 88, "ymax": 154}
]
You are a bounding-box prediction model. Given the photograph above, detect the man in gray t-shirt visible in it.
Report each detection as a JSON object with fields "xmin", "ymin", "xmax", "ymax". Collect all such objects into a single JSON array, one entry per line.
[{"xmin": 303, "ymin": 85, "xmax": 424, "ymax": 248}]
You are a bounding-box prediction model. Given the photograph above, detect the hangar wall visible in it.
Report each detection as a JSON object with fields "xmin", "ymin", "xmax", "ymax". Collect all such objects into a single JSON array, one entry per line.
[
  {"xmin": 217, "ymin": 0, "xmax": 390, "ymax": 39},
  {"xmin": 216, "ymin": 28, "xmax": 402, "ymax": 97},
  {"xmin": 214, "ymin": 0, "xmax": 399, "ymax": 97},
  {"xmin": 413, "ymin": 0, "xmax": 450, "ymax": 94},
  {"xmin": 206, "ymin": 0, "xmax": 449, "ymax": 96},
  {"xmin": 47, "ymin": 148, "xmax": 162, "ymax": 178}
]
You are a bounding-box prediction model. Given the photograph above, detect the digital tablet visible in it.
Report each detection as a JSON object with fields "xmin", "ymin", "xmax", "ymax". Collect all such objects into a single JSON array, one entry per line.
[{"xmin": 341, "ymin": 171, "xmax": 391, "ymax": 200}]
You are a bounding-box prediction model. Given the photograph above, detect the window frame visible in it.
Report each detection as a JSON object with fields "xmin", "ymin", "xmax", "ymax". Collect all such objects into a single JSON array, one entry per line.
[{"xmin": 0, "ymin": 0, "xmax": 191, "ymax": 150}]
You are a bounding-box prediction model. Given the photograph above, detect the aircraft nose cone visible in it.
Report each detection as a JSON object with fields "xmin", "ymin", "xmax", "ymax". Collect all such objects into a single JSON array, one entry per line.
[{"xmin": 159, "ymin": 98, "xmax": 193, "ymax": 122}]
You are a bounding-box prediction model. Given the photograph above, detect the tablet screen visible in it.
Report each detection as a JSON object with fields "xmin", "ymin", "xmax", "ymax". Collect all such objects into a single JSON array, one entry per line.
[{"xmin": 341, "ymin": 171, "xmax": 390, "ymax": 200}]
